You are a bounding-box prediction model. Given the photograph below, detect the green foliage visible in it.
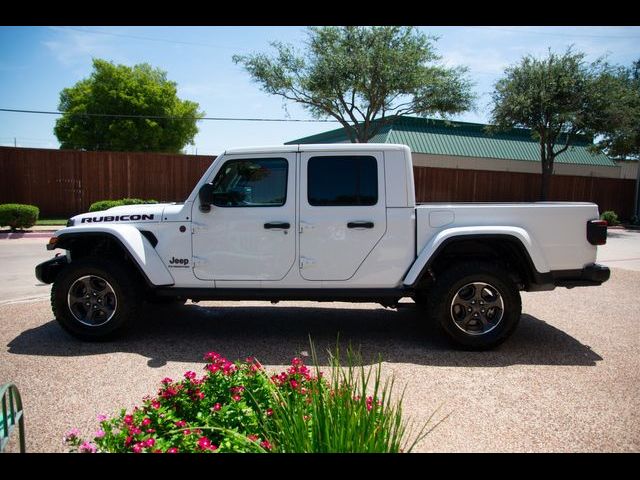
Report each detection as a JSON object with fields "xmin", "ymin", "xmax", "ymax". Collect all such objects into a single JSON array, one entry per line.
[
  {"xmin": 233, "ymin": 26, "xmax": 474, "ymax": 143},
  {"xmin": 54, "ymin": 59, "xmax": 204, "ymax": 153},
  {"xmin": 63, "ymin": 347, "xmax": 443, "ymax": 453},
  {"xmin": 261, "ymin": 344, "xmax": 440, "ymax": 453},
  {"xmin": 490, "ymin": 47, "xmax": 613, "ymax": 200},
  {"xmin": 600, "ymin": 210, "xmax": 619, "ymax": 226},
  {"xmin": 591, "ymin": 59, "xmax": 640, "ymax": 159},
  {"xmin": 0, "ymin": 203, "xmax": 39, "ymax": 230},
  {"xmin": 88, "ymin": 198, "xmax": 158, "ymax": 212}
]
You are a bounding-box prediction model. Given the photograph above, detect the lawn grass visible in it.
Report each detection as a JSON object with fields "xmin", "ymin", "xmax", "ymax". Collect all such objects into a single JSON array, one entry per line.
[{"xmin": 36, "ymin": 218, "xmax": 67, "ymax": 226}]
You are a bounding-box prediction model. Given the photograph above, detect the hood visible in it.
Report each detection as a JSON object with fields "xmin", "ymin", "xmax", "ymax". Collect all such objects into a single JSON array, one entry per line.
[{"xmin": 70, "ymin": 203, "xmax": 170, "ymax": 226}]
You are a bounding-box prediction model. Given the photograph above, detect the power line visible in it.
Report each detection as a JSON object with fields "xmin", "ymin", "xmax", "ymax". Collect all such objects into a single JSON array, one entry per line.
[
  {"xmin": 0, "ymin": 108, "xmax": 341, "ymax": 123},
  {"xmin": 464, "ymin": 26, "xmax": 640, "ymax": 39},
  {"xmin": 52, "ymin": 26, "xmax": 249, "ymax": 51}
]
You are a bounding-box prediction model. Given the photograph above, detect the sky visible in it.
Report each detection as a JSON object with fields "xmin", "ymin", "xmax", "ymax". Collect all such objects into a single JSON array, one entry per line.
[{"xmin": 0, "ymin": 25, "xmax": 639, "ymax": 156}]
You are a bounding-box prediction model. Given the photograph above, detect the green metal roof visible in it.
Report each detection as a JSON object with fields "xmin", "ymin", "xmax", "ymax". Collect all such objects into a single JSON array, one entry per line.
[{"xmin": 286, "ymin": 116, "xmax": 617, "ymax": 167}]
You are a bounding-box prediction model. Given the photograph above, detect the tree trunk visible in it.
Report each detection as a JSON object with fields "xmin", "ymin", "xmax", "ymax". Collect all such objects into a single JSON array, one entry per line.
[{"xmin": 540, "ymin": 157, "xmax": 553, "ymax": 201}]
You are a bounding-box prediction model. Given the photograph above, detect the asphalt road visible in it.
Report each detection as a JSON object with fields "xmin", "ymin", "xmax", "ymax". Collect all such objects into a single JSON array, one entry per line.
[{"xmin": 0, "ymin": 229, "xmax": 639, "ymax": 452}]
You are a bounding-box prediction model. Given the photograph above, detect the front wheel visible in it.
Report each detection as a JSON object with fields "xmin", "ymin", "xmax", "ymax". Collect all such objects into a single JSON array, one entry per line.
[
  {"xmin": 51, "ymin": 257, "xmax": 141, "ymax": 340},
  {"xmin": 427, "ymin": 262, "xmax": 521, "ymax": 350}
]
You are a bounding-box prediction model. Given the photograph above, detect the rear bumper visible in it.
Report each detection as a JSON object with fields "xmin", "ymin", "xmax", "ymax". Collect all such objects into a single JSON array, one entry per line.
[
  {"xmin": 552, "ymin": 263, "xmax": 611, "ymax": 288},
  {"xmin": 35, "ymin": 255, "xmax": 69, "ymax": 284}
]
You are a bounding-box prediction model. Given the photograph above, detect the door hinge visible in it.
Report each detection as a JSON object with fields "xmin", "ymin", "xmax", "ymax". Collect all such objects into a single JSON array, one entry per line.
[
  {"xmin": 192, "ymin": 222, "xmax": 207, "ymax": 234},
  {"xmin": 192, "ymin": 256, "xmax": 208, "ymax": 267},
  {"xmin": 299, "ymin": 221, "xmax": 315, "ymax": 234},
  {"xmin": 299, "ymin": 256, "xmax": 316, "ymax": 269}
]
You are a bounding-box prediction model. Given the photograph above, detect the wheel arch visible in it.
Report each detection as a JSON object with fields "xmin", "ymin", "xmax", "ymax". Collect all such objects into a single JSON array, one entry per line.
[
  {"xmin": 52, "ymin": 226, "xmax": 174, "ymax": 287},
  {"xmin": 404, "ymin": 227, "xmax": 551, "ymax": 291}
]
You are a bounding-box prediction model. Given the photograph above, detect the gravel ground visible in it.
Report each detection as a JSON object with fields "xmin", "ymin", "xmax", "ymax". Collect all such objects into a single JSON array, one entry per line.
[{"xmin": 1, "ymin": 267, "xmax": 639, "ymax": 453}]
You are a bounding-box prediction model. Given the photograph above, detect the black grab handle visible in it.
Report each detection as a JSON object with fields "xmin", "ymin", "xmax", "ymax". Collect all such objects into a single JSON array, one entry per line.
[
  {"xmin": 347, "ymin": 221, "xmax": 374, "ymax": 229},
  {"xmin": 264, "ymin": 222, "xmax": 291, "ymax": 229}
]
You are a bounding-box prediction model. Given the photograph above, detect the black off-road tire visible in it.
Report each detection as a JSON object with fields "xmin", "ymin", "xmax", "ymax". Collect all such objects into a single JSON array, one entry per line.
[
  {"xmin": 427, "ymin": 261, "xmax": 521, "ymax": 350},
  {"xmin": 51, "ymin": 257, "xmax": 142, "ymax": 341}
]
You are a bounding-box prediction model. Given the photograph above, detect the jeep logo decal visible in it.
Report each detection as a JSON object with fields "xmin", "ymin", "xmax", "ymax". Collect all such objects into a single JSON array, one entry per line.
[
  {"xmin": 81, "ymin": 214, "xmax": 154, "ymax": 223},
  {"xmin": 168, "ymin": 257, "xmax": 190, "ymax": 268}
]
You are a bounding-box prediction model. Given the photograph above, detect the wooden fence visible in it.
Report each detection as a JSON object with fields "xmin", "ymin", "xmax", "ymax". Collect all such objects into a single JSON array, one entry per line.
[
  {"xmin": 413, "ymin": 166, "xmax": 636, "ymax": 219},
  {"xmin": 0, "ymin": 147, "xmax": 213, "ymax": 217},
  {"xmin": 0, "ymin": 147, "xmax": 635, "ymax": 218}
]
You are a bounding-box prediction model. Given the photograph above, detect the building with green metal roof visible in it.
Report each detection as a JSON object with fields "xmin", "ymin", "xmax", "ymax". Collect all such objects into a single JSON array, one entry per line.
[{"xmin": 286, "ymin": 116, "xmax": 635, "ymax": 180}]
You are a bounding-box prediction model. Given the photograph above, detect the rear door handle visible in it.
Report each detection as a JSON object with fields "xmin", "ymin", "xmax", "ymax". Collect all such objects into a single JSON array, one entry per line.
[
  {"xmin": 347, "ymin": 221, "xmax": 374, "ymax": 229},
  {"xmin": 264, "ymin": 222, "xmax": 291, "ymax": 230}
]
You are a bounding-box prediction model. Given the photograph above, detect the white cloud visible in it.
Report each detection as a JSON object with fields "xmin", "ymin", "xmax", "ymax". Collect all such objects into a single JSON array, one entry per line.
[{"xmin": 43, "ymin": 27, "xmax": 129, "ymax": 67}]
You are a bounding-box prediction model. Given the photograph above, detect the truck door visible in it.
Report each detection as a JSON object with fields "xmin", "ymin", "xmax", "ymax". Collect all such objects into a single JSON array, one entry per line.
[
  {"xmin": 191, "ymin": 153, "xmax": 296, "ymax": 281},
  {"xmin": 299, "ymin": 151, "xmax": 386, "ymax": 281}
]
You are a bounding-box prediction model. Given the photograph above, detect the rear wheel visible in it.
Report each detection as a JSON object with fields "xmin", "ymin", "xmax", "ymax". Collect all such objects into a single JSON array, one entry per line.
[
  {"xmin": 427, "ymin": 262, "xmax": 521, "ymax": 350},
  {"xmin": 51, "ymin": 257, "xmax": 141, "ymax": 340}
]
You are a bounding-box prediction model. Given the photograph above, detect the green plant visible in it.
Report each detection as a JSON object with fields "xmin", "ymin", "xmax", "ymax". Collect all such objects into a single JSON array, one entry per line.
[
  {"xmin": 89, "ymin": 198, "xmax": 158, "ymax": 212},
  {"xmin": 261, "ymin": 344, "xmax": 441, "ymax": 453},
  {"xmin": 63, "ymin": 346, "xmax": 445, "ymax": 453},
  {"xmin": 600, "ymin": 210, "xmax": 619, "ymax": 226},
  {"xmin": 0, "ymin": 203, "xmax": 39, "ymax": 231}
]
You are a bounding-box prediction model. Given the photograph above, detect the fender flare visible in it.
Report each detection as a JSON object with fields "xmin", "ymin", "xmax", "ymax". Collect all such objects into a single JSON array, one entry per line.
[
  {"xmin": 51, "ymin": 225, "xmax": 175, "ymax": 287},
  {"xmin": 403, "ymin": 226, "xmax": 550, "ymax": 287}
]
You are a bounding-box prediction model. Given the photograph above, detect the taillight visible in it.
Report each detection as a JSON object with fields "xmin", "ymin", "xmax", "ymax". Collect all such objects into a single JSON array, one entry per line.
[{"xmin": 587, "ymin": 220, "xmax": 607, "ymax": 245}]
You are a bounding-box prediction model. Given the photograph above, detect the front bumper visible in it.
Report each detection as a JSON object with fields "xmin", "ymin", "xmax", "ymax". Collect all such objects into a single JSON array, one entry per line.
[{"xmin": 35, "ymin": 255, "xmax": 69, "ymax": 284}]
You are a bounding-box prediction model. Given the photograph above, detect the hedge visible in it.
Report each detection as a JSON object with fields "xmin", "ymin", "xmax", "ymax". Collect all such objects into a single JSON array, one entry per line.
[
  {"xmin": 89, "ymin": 198, "xmax": 159, "ymax": 212},
  {"xmin": 0, "ymin": 203, "xmax": 40, "ymax": 230}
]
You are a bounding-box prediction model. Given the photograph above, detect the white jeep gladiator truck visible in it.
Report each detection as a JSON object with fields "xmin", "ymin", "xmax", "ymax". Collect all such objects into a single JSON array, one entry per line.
[{"xmin": 36, "ymin": 144, "xmax": 610, "ymax": 349}]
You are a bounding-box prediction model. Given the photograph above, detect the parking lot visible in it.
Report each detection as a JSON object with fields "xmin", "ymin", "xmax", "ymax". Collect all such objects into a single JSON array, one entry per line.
[{"xmin": 1, "ymin": 229, "xmax": 639, "ymax": 452}]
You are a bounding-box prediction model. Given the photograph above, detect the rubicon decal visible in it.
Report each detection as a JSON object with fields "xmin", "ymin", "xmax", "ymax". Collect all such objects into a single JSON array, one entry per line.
[{"xmin": 81, "ymin": 214, "xmax": 154, "ymax": 223}]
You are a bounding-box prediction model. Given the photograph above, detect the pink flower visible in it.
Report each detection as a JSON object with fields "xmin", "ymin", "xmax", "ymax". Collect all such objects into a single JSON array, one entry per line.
[
  {"xmin": 289, "ymin": 379, "xmax": 298, "ymax": 389},
  {"xmin": 161, "ymin": 377, "xmax": 173, "ymax": 385},
  {"xmin": 78, "ymin": 441, "xmax": 97, "ymax": 453},
  {"xmin": 63, "ymin": 428, "xmax": 80, "ymax": 443},
  {"xmin": 266, "ymin": 408, "xmax": 274, "ymax": 417},
  {"xmin": 183, "ymin": 429, "xmax": 191, "ymax": 436},
  {"xmin": 175, "ymin": 420, "xmax": 186, "ymax": 428},
  {"xmin": 124, "ymin": 415, "xmax": 134, "ymax": 425},
  {"xmin": 194, "ymin": 390, "xmax": 205, "ymax": 400},
  {"xmin": 94, "ymin": 429, "xmax": 105, "ymax": 439},
  {"xmin": 145, "ymin": 438, "xmax": 156, "ymax": 448},
  {"xmin": 212, "ymin": 403, "xmax": 222, "ymax": 412},
  {"xmin": 247, "ymin": 434, "xmax": 259, "ymax": 442},
  {"xmin": 167, "ymin": 447, "xmax": 179, "ymax": 453},
  {"xmin": 198, "ymin": 436, "xmax": 217, "ymax": 451},
  {"xmin": 184, "ymin": 371, "xmax": 196, "ymax": 380},
  {"xmin": 142, "ymin": 418, "xmax": 151, "ymax": 426},
  {"xmin": 260, "ymin": 440, "xmax": 272, "ymax": 451},
  {"xmin": 125, "ymin": 436, "xmax": 133, "ymax": 446},
  {"xmin": 97, "ymin": 414, "xmax": 107, "ymax": 422},
  {"xmin": 133, "ymin": 443, "xmax": 143, "ymax": 453},
  {"xmin": 151, "ymin": 400, "xmax": 161, "ymax": 409}
]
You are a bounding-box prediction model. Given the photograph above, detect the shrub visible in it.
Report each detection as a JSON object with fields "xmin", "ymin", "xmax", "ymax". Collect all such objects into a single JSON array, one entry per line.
[
  {"xmin": 0, "ymin": 203, "xmax": 40, "ymax": 230},
  {"xmin": 89, "ymin": 198, "xmax": 159, "ymax": 212},
  {"xmin": 600, "ymin": 210, "xmax": 619, "ymax": 226},
  {"xmin": 64, "ymin": 347, "xmax": 443, "ymax": 453}
]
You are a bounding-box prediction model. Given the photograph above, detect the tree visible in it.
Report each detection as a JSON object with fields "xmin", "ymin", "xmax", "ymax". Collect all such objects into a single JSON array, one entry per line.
[
  {"xmin": 592, "ymin": 59, "xmax": 640, "ymax": 160},
  {"xmin": 54, "ymin": 59, "xmax": 204, "ymax": 153},
  {"xmin": 233, "ymin": 26, "xmax": 474, "ymax": 143},
  {"xmin": 490, "ymin": 48, "xmax": 612, "ymax": 200}
]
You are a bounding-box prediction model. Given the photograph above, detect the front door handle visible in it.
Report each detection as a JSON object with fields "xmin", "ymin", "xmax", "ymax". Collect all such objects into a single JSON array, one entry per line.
[
  {"xmin": 347, "ymin": 221, "xmax": 374, "ymax": 229},
  {"xmin": 264, "ymin": 222, "xmax": 291, "ymax": 230}
]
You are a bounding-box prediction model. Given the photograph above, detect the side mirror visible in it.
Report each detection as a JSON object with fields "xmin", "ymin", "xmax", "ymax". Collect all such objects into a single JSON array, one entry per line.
[{"xmin": 198, "ymin": 183, "xmax": 215, "ymax": 212}]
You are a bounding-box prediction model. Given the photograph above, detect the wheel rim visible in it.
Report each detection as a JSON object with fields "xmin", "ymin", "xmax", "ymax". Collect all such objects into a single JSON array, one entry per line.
[
  {"xmin": 450, "ymin": 282, "xmax": 504, "ymax": 336},
  {"xmin": 67, "ymin": 275, "xmax": 118, "ymax": 327}
]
